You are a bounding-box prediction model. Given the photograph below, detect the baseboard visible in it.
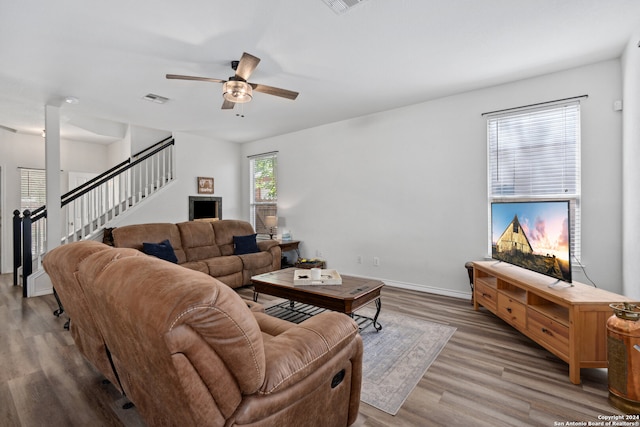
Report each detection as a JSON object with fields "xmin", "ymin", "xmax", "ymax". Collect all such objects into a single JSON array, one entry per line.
[
  {"xmin": 383, "ymin": 280, "xmax": 471, "ymax": 300},
  {"xmin": 343, "ymin": 272, "xmax": 472, "ymax": 300}
]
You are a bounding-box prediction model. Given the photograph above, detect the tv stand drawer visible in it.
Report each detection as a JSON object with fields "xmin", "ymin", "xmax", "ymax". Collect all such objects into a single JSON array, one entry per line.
[
  {"xmin": 497, "ymin": 293, "xmax": 526, "ymax": 330},
  {"xmin": 475, "ymin": 281, "xmax": 497, "ymax": 311},
  {"xmin": 527, "ymin": 309, "xmax": 569, "ymax": 359}
]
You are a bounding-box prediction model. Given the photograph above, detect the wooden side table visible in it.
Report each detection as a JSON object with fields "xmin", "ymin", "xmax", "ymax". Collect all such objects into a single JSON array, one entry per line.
[
  {"xmin": 276, "ymin": 240, "xmax": 300, "ymax": 267},
  {"xmin": 277, "ymin": 240, "xmax": 300, "ymax": 255}
]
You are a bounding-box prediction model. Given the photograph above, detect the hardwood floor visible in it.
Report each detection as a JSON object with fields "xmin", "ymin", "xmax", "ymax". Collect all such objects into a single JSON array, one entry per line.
[{"xmin": 1, "ymin": 273, "xmax": 624, "ymax": 426}]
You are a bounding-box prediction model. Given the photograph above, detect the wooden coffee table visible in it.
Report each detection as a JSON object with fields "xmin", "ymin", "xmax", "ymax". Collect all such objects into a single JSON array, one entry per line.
[{"xmin": 251, "ymin": 268, "xmax": 383, "ymax": 331}]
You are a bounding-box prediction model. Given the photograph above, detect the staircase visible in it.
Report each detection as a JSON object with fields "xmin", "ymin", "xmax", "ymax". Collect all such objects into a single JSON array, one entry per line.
[{"xmin": 13, "ymin": 136, "xmax": 175, "ymax": 297}]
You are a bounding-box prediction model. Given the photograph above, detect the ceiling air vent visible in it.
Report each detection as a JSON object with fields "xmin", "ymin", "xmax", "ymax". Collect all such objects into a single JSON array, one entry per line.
[
  {"xmin": 321, "ymin": 0, "xmax": 367, "ymax": 14},
  {"xmin": 142, "ymin": 93, "xmax": 169, "ymax": 104}
]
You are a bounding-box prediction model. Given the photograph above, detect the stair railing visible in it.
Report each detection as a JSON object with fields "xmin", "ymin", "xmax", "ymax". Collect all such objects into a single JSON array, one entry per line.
[{"xmin": 13, "ymin": 136, "xmax": 175, "ymax": 296}]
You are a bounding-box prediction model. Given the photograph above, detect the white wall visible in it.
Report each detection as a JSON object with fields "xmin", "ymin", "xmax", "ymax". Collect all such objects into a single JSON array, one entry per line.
[
  {"xmin": 0, "ymin": 131, "xmax": 110, "ymax": 272},
  {"xmin": 106, "ymin": 132, "xmax": 243, "ymax": 227},
  {"xmin": 107, "ymin": 135, "xmax": 131, "ymax": 167},
  {"xmin": 241, "ymin": 59, "xmax": 624, "ymax": 296},
  {"xmin": 129, "ymin": 125, "xmax": 172, "ymax": 156}
]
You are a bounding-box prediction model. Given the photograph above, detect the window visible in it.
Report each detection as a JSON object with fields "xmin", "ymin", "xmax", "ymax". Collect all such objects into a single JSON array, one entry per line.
[
  {"xmin": 487, "ymin": 101, "xmax": 581, "ymax": 261},
  {"xmin": 20, "ymin": 167, "xmax": 47, "ymax": 254},
  {"xmin": 249, "ymin": 152, "xmax": 277, "ymax": 235},
  {"xmin": 20, "ymin": 168, "xmax": 46, "ymax": 211}
]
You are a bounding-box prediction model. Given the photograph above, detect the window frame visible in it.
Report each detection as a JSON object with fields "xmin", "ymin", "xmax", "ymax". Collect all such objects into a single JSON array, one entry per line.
[{"xmin": 249, "ymin": 152, "xmax": 278, "ymax": 235}]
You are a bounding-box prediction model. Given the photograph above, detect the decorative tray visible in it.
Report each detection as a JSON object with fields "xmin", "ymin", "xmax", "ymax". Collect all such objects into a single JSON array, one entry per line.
[{"xmin": 293, "ymin": 269, "xmax": 342, "ymax": 286}]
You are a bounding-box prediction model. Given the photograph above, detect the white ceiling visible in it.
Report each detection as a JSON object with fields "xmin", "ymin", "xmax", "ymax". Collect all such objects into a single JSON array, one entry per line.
[{"xmin": 0, "ymin": 0, "xmax": 639, "ymax": 144}]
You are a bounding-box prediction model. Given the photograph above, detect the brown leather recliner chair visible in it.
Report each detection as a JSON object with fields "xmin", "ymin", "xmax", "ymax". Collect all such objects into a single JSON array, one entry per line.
[{"xmin": 64, "ymin": 243, "xmax": 362, "ymax": 426}]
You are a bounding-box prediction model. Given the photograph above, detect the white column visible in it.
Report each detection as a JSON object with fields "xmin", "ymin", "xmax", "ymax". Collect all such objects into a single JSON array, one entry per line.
[
  {"xmin": 622, "ymin": 36, "xmax": 640, "ymax": 299},
  {"xmin": 45, "ymin": 104, "xmax": 62, "ymax": 252}
]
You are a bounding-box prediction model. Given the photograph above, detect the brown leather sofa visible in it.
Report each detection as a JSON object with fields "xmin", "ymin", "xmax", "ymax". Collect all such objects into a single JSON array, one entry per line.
[
  {"xmin": 43, "ymin": 241, "xmax": 363, "ymax": 426},
  {"xmin": 111, "ymin": 219, "xmax": 281, "ymax": 288}
]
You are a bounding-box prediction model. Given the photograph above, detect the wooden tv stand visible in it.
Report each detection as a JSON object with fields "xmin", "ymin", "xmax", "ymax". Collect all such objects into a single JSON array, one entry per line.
[{"xmin": 472, "ymin": 261, "xmax": 635, "ymax": 384}]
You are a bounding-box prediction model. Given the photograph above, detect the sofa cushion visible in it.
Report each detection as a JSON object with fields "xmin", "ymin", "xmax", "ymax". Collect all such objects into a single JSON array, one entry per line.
[
  {"xmin": 177, "ymin": 221, "xmax": 222, "ymax": 261},
  {"xmin": 238, "ymin": 251, "xmax": 273, "ymax": 270},
  {"xmin": 213, "ymin": 220, "xmax": 256, "ymax": 256},
  {"xmin": 112, "ymin": 223, "xmax": 186, "ymax": 264},
  {"xmin": 143, "ymin": 239, "xmax": 178, "ymax": 263},
  {"xmin": 233, "ymin": 234, "xmax": 260, "ymax": 255},
  {"xmin": 180, "ymin": 261, "xmax": 209, "ymax": 275},
  {"xmin": 205, "ymin": 256, "xmax": 244, "ymax": 278}
]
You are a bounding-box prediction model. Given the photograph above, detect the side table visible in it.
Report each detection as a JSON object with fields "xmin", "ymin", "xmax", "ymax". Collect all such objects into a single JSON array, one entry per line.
[{"xmin": 276, "ymin": 240, "xmax": 300, "ymax": 268}]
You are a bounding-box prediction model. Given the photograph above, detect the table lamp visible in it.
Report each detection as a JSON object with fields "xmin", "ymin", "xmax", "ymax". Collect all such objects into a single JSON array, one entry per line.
[{"xmin": 265, "ymin": 216, "xmax": 277, "ymax": 239}]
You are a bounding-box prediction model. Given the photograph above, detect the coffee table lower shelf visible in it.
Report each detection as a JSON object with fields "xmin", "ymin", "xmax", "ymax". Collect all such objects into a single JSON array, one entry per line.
[{"xmin": 265, "ymin": 300, "xmax": 382, "ymax": 331}]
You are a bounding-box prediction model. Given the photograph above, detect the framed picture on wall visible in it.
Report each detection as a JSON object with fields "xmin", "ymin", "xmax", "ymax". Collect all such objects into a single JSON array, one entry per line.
[{"xmin": 197, "ymin": 177, "xmax": 214, "ymax": 194}]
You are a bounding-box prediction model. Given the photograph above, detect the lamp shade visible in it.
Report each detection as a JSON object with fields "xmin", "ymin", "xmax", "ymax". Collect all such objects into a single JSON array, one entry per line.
[
  {"xmin": 265, "ymin": 216, "xmax": 277, "ymax": 228},
  {"xmin": 223, "ymin": 80, "xmax": 252, "ymax": 103}
]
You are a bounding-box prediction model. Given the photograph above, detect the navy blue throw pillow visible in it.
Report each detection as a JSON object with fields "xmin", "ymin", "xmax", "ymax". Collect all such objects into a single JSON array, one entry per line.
[
  {"xmin": 142, "ymin": 239, "xmax": 178, "ymax": 263},
  {"xmin": 234, "ymin": 234, "xmax": 260, "ymax": 255}
]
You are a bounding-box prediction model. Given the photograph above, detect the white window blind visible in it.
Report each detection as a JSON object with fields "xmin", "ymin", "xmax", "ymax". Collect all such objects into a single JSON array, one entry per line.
[
  {"xmin": 487, "ymin": 101, "xmax": 581, "ymax": 262},
  {"xmin": 20, "ymin": 167, "xmax": 47, "ymax": 254},
  {"xmin": 249, "ymin": 152, "xmax": 278, "ymax": 234},
  {"xmin": 20, "ymin": 168, "xmax": 46, "ymax": 211}
]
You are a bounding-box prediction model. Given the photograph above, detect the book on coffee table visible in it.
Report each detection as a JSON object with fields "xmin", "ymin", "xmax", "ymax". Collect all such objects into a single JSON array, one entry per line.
[{"xmin": 293, "ymin": 269, "xmax": 342, "ymax": 285}]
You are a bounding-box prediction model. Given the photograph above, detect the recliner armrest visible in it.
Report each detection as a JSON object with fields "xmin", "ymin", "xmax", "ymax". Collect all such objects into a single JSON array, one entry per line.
[
  {"xmin": 258, "ymin": 312, "xmax": 360, "ymax": 394},
  {"xmin": 256, "ymin": 240, "xmax": 281, "ymax": 270},
  {"xmin": 257, "ymin": 240, "xmax": 279, "ymax": 252}
]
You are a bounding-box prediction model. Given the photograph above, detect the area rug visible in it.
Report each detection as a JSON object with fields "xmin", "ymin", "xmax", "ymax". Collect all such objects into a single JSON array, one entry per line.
[
  {"xmin": 357, "ymin": 307, "xmax": 456, "ymax": 415},
  {"xmin": 262, "ymin": 299, "xmax": 456, "ymax": 416}
]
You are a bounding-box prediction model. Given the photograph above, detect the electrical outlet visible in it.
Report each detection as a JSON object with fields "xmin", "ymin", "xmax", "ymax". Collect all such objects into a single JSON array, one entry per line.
[
  {"xmin": 373, "ymin": 256, "xmax": 380, "ymax": 267},
  {"xmin": 316, "ymin": 249, "xmax": 323, "ymax": 258},
  {"xmin": 357, "ymin": 255, "xmax": 363, "ymax": 264}
]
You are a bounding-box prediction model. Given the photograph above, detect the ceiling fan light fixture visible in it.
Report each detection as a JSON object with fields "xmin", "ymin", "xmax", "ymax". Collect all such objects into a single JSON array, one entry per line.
[{"xmin": 223, "ymin": 80, "xmax": 252, "ymax": 103}]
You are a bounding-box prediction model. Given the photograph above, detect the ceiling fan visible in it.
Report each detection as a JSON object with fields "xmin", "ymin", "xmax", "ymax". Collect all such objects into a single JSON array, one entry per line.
[{"xmin": 166, "ymin": 52, "xmax": 299, "ymax": 110}]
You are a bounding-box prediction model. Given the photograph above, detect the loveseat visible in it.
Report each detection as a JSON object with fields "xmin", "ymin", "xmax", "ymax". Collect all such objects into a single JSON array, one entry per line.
[
  {"xmin": 111, "ymin": 219, "xmax": 281, "ymax": 288},
  {"xmin": 43, "ymin": 241, "xmax": 363, "ymax": 426}
]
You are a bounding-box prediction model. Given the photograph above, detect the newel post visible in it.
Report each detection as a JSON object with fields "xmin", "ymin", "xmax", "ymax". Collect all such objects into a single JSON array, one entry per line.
[
  {"xmin": 21, "ymin": 209, "xmax": 32, "ymax": 297},
  {"xmin": 12, "ymin": 210, "xmax": 22, "ymax": 287}
]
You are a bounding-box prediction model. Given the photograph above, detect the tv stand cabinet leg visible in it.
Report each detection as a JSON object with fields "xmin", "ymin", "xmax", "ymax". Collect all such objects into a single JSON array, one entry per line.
[{"xmin": 569, "ymin": 365, "xmax": 581, "ymax": 385}]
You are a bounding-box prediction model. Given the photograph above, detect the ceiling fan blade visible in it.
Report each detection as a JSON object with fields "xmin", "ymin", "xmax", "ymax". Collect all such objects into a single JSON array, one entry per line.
[
  {"xmin": 221, "ymin": 99, "xmax": 235, "ymax": 109},
  {"xmin": 250, "ymin": 83, "xmax": 299, "ymax": 100},
  {"xmin": 166, "ymin": 74, "xmax": 226, "ymax": 83},
  {"xmin": 235, "ymin": 52, "xmax": 260, "ymax": 81}
]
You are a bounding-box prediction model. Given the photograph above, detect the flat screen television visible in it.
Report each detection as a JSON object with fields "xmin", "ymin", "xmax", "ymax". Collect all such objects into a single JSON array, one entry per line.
[{"xmin": 491, "ymin": 200, "xmax": 571, "ymax": 283}]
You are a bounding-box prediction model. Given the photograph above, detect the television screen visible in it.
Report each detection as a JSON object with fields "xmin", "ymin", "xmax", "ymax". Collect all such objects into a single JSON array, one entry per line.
[
  {"xmin": 491, "ymin": 200, "xmax": 571, "ymax": 283},
  {"xmin": 193, "ymin": 200, "xmax": 217, "ymax": 219}
]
